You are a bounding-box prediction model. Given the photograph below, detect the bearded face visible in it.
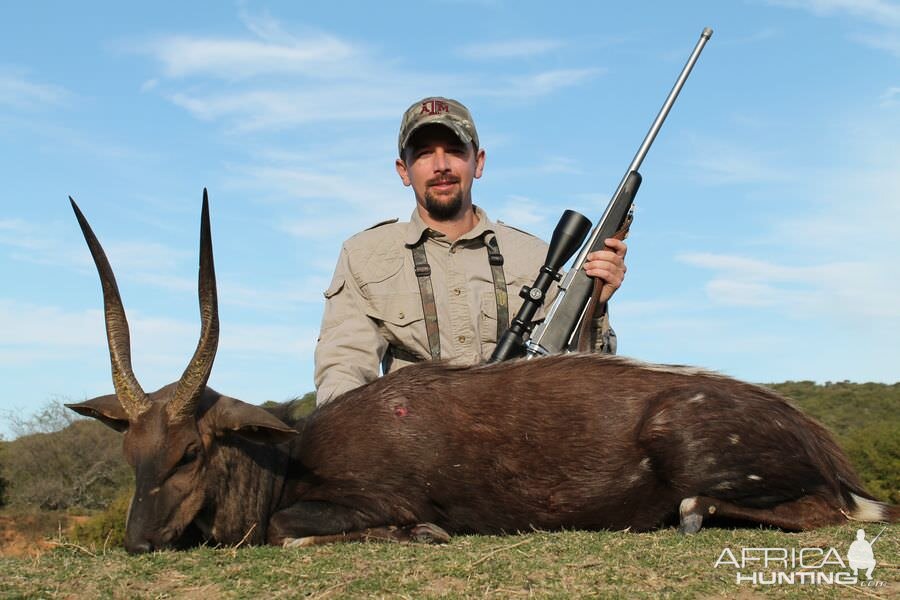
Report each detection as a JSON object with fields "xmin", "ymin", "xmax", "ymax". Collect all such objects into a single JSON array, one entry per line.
[{"xmin": 396, "ymin": 124, "xmax": 485, "ymax": 222}]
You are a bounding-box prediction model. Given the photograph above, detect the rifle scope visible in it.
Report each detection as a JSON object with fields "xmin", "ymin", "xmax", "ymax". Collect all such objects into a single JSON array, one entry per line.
[{"xmin": 489, "ymin": 209, "xmax": 592, "ymax": 363}]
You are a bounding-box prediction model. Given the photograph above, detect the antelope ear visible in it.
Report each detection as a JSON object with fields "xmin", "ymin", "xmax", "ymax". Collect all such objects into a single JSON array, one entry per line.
[
  {"xmin": 67, "ymin": 393, "xmax": 130, "ymax": 432},
  {"xmin": 205, "ymin": 395, "xmax": 298, "ymax": 444}
]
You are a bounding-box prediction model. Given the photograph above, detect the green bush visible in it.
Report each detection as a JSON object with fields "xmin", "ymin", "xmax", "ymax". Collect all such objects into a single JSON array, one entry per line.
[
  {"xmin": 1, "ymin": 401, "xmax": 131, "ymax": 510},
  {"xmin": 70, "ymin": 486, "xmax": 131, "ymax": 549},
  {"xmin": 0, "ymin": 443, "xmax": 8, "ymax": 507},
  {"xmin": 769, "ymin": 381, "xmax": 900, "ymax": 504},
  {"xmin": 262, "ymin": 391, "xmax": 316, "ymax": 424},
  {"xmin": 842, "ymin": 420, "xmax": 900, "ymax": 504}
]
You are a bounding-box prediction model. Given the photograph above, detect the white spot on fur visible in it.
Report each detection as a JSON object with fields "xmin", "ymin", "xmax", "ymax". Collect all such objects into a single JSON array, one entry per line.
[
  {"xmin": 649, "ymin": 410, "xmax": 669, "ymax": 426},
  {"xmin": 680, "ymin": 497, "xmax": 699, "ymax": 517},
  {"xmin": 729, "ymin": 434, "xmax": 740, "ymax": 445},
  {"xmin": 688, "ymin": 393, "xmax": 705, "ymax": 404},
  {"xmin": 850, "ymin": 493, "xmax": 887, "ymax": 522},
  {"xmin": 639, "ymin": 457, "xmax": 651, "ymax": 470},
  {"xmin": 747, "ymin": 474, "xmax": 762, "ymax": 481},
  {"xmin": 712, "ymin": 481, "xmax": 734, "ymax": 491}
]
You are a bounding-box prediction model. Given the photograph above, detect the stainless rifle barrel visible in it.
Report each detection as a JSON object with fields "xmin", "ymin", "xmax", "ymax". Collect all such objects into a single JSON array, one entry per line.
[{"xmin": 572, "ymin": 27, "xmax": 713, "ymax": 271}]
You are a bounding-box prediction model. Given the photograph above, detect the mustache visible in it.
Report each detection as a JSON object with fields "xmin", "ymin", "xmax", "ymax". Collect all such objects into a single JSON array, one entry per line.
[{"xmin": 426, "ymin": 175, "xmax": 460, "ymax": 186}]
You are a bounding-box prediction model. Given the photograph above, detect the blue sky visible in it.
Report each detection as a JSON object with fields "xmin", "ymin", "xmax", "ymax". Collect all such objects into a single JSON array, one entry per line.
[{"xmin": 1, "ymin": 1, "xmax": 899, "ymax": 438}]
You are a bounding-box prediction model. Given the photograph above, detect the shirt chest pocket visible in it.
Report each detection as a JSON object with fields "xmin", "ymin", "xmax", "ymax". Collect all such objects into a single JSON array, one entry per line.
[{"xmin": 366, "ymin": 292, "xmax": 425, "ymax": 349}]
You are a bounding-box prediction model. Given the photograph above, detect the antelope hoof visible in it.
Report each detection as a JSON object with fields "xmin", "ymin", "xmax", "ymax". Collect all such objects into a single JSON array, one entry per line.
[
  {"xmin": 408, "ymin": 522, "xmax": 451, "ymax": 544},
  {"xmin": 678, "ymin": 513, "xmax": 703, "ymax": 535},
  {"xmin": 678, "ymin": 497, "xmax": 704, "ymax": 535}
]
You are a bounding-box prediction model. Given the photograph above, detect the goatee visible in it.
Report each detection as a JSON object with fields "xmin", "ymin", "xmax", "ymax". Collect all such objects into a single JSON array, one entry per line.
[{"xmin": 424, "ymin": 190, "xmax": 464, "ymax": 221}]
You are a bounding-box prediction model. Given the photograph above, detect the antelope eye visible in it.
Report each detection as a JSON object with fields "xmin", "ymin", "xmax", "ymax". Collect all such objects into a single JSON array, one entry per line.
[{"xmin": 177, "ymin": 445, "xmax": 200, "ymax": 468}]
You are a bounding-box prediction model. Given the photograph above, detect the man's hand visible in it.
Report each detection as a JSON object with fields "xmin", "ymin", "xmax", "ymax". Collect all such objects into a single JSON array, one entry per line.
[{"xmin": 582, "ymin": 238, "xmax": 627, "ymax": 303}]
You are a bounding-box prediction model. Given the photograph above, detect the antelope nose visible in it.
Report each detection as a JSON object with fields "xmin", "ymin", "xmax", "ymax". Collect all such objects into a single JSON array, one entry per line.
[{"xmin": 125, "ymin": 539, "xmax": 153, "ymax": 554}]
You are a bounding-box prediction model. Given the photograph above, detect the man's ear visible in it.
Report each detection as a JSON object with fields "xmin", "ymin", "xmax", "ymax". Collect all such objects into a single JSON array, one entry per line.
[
  {"xmin": 66, "ymin": 393, "xmax": 130, "ymax": 432},
  {"xmin": 203, "ymin": 395, "xmax": 299, "ymax": 445},
  {"xmin": 395, "ymin": 157, "xmax": 411, "ymax": 186},
  {"xmin": 474, "ymin": 148, "xmax": 486, "ymax": 179}
]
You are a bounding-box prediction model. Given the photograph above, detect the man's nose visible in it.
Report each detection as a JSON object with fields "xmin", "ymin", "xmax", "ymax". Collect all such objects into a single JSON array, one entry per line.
[{"xmin": 431, "ymin": 148, "xmax": 450, "ymax": 172}]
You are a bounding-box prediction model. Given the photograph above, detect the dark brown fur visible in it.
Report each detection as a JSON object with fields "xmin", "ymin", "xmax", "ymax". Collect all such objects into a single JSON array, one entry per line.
[{"xmin": 273, "ymin": 354, "xmax": 890, "ymax": 540}]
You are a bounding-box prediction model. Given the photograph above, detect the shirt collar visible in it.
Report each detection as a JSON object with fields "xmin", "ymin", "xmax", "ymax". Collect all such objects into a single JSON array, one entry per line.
[{"xmin": 404, "ymin": 205, "xmax": 497, "ymax": 246}]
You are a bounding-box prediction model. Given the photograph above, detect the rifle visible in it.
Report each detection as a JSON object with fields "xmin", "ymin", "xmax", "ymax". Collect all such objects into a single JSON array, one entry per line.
[{"xmin": 490, "ymin": 28, "xmax": 713, "ymax": 363}]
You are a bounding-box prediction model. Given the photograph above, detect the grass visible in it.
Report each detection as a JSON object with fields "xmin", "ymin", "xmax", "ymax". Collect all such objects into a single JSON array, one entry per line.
[{"xmin": 1, "ymin": 524, "xmax": 896, "ymax": 598}]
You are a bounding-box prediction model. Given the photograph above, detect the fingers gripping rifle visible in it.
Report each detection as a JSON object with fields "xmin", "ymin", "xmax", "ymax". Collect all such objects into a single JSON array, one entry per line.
[{"xmin": 490, "ymin": 28, "xmax": 713, "ymax": 363}]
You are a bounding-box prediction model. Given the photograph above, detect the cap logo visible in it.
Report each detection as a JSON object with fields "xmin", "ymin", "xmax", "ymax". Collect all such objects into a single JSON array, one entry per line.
[{"xmin": 420, "ymin": 99, "xmax": 450, "ymax": 116}]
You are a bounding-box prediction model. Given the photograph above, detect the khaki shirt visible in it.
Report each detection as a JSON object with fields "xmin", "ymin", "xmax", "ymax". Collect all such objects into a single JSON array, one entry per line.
[{"xmin": 314, "ymin": 206, "xmax": 614, "ymax": 404}]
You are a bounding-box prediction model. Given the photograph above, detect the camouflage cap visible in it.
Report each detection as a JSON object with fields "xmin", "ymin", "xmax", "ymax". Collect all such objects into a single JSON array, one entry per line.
[{"xmin": 398, "ymin": 97, "xmax": 479, "ymax": 156}]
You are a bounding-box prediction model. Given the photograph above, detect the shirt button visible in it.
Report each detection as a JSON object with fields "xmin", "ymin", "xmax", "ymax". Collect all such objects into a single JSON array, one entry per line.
[
  {"xmin": 458, "ymin": 335, "xmax": 466, "ymax": 343},
  {"xmin": 453, "ymin": 288, "xmax": 461, "ymax": 296},
  {"xmin": 398, "ymin": 312, "xmax": 405, "ymax": 319}
]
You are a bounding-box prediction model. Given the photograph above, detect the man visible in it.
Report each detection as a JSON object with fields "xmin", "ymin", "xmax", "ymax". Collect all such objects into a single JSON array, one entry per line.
[{"xmin": 315, "ymin": 97, "xmax": 627, "ymax": 404}]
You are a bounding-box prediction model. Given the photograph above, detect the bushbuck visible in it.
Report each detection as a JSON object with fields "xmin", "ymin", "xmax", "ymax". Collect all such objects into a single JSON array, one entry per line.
[{"xmin": 67, "ymin": 192, "xmax": 897, "ymax": 554}]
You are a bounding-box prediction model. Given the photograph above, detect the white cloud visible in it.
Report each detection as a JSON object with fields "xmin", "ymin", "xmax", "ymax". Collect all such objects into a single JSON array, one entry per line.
[
  {"xmin": 1, "ymin": 218, "xmax": 189, "ymax": 275},
  {"xmin": 100, "ymin": 240, "xmax": 187, "ymax": 272},
  {"xmin": 719, "ymin": 27, "xmax": 780, "ymax": 46},
  {"xmin": 0, "ymin": 301, "xmax": 105, "ymax": 350},
  {"xmin": 131, "ymin": 16, "xmax": 600, "ymax": 133},
  {"xmin": 0, "ymin": 116, "xmax": 144, "ymax": 161},
  {"xmin": 459, "ymin": 39, "xmax": 565, "ymax": 60},
  {"xmin": 766, "ymin": 0, "xmax": 900, "ymax": 25},
  {"xmin": 495, "ymin": 195, "xmax": 553, "ymax": 228},
  {"xmin": 853, "ymin": 31, "xmax": 900, "ymax": 57},
  {"xmin": 682, "ymin": 140, "xmax": 789, "ymax": 185},
  {"xmin": 0, "ymin": 298, "xmax": 315, "ymax": 368},
  {"xmin": 766, "ymin": 0, "xmax": 900, "ymax": 58},
  {"xmin": 140, "ymin": 33, "xmax": 359, "ymax": 81},
  {"xmin": 879, "ymin": 85, "xmax": 900, "ymax": 105},
  {"xmin": 219, "ymin": 276, "xmax": 331, "ymax": 309},
  {"xmin": 677, "ymin": 253, "xmax": 839, "ymax": 282},
  {"xmin": 0, "ymin": 218, "xmax": 45, "ymax": 251},
  {"xmin": 167, "ymin": 86, "xmax": 403, "ymax": 132},
  {"xmin": 679, "ymin": 252, "xmax": 900, "ymax": 319},
  {"xmin": 162, "ymin": 64, "xmax": 600, "ymax": 132},
  {"xmin": 226, "ymin": 161, "xmax": 410, "ymax": 239},
  {"xmin": 0, "ymin": 72, "xmax": 71, "ymax": 109},
  {"xmin": 495, "ymin": 68, "xmax": 604, "ymax": 98},
  {"xmin": 536, "ymin": 156, "xmax": 582, "ymax": 174},
  {"xmin": 221, "ymin": 322, "xmax": 317, "ymax": 358}
]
